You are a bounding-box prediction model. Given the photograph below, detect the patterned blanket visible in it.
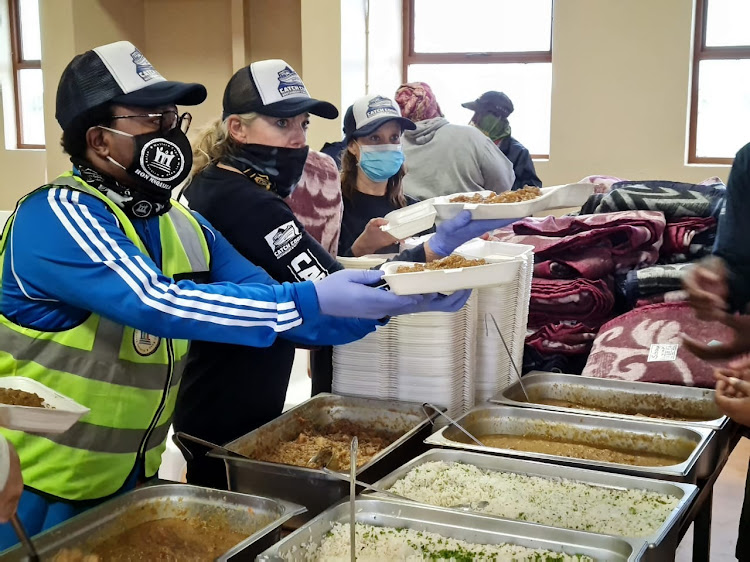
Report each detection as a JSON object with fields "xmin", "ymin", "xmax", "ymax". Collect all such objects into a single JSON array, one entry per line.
[
  {"xmin": 581, "ymin": 302, "xmax": 732, "ymax": 387},
  {"xmin": 526, "ymin": 321, "xmax": 599, "ymax": 356},
  {"xmin": 528, "ymin": 277, "xmax": 615, "ymax": 329},
  {"xmin": 619, "ymin": 263, "xmax": 694, "ymax": 307},
  {"xmin": 490, "ymin": 211, "xmax": 666, "ymax": 276},
  {"xmin": 286, "ymin": 151, "xmax": 342, "ymax": 255},
  {"xmin": 580, "ymin": 180, "xmax": 726, "ymax": 220}
]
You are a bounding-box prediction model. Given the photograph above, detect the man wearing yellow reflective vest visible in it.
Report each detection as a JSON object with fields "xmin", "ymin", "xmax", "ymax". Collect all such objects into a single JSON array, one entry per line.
[{"xmin": 0, "ymin": 41, "xmax": 470, "ymax": 549}]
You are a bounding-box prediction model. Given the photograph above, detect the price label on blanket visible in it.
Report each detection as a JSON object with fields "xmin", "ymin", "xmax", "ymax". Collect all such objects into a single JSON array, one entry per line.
[{"xmin": 647, "ymin": 343, "xmax": 679, "ymax": 362}]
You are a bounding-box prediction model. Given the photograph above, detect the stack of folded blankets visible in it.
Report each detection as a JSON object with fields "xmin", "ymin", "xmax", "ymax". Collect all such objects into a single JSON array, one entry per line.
[
  {"xmin": 582, "ymin": 180, "xmax": 725, "ymax": 309},
  {"xmin": 577, "ymin": 180, "xmax": 734, "ymax": 387},
  {"xmin": 489, "ymin": 210, "xmax": 666, "ymax": 374}
]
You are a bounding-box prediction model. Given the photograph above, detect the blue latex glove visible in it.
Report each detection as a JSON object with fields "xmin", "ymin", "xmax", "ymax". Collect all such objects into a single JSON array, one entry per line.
[
  {"xmin": 313, "ymin": 270, "xmax": 472, "ymax": 319},
  {"xmin": 427, "ymin": 210, "xmax": 520, "ymax": 257},
  {"xmin": 396, "ymin": 289, "xmax": 472, "ymax": 315}
]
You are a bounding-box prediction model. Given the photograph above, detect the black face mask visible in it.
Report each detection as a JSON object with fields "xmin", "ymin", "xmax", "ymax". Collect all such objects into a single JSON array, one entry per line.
[
  {"xmin": 225, "ymin": 143, "xmax": 310, "ymax": 198},
  {"xmin": 100, "ymin": 125, "xmax": 193, "ymax": 207},
  {"xmin": 72, "ymin": 158, "xmax": 172, "ymax": 220}
]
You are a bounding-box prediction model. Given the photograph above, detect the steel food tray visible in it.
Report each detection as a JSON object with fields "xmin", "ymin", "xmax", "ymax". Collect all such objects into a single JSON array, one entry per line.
[
  {"xmin": 424, "ymin": 404, "xmax": 714, "ymax": 482},
  {"xmin": 370, "ymin": 449, "xmax": 697, "ymax": 561},
  {"xmin": 210, "ymin": 393, "xmax": 436, "ymax": 526},
  {"xmin": 256, "ymin": 497, "xmax": 647, "ymax": 561},
  {"xmin": 0, "ymin": 483, "xmax": 305, "ymax": 561},
  {"xmin": 492, "ymin": 371, "xmax": 734, "ymax": 474}
]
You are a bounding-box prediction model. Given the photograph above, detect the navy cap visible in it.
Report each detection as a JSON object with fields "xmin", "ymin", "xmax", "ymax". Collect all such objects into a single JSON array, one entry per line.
[{"xmin": 462, "ymin": 91, "xmax": 514, "ymax": 118}]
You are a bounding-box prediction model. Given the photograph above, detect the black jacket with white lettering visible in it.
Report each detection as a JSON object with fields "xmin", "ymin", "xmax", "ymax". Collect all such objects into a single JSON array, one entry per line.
[
  {"xmin": 173, "ymin": 164, "xmax": 344, "ymax": 485},
  {"xmin": 174, "ymin": 165, "xmax": 427, "ymax": 485},
  {"xmin": 184, "ymin": 164, "xmax": 342, "ymax": 283}
]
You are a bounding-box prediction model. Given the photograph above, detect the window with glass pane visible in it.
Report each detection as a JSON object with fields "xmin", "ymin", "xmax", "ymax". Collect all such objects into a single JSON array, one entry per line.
[
  {"xmin": 704, "ymin": 0, "xmax": 750, "ymax": 47},
  {"xmin": 413, "ymin": 0, "xmax": 552, "ymax": 54},
  {"xmin": 10, "ymin": 0, "xmax": 45, "ymax": 148},
  {"xmin": 408, "ymin": 63, "xmax": 552, "ymax": 155},
  {"xmin": 690, "ymin": 0, "xmax": 750, "ymax": 162},
  {"xmin": 404, "ymin": 0, "xmax": 552, "ymax": 156}
]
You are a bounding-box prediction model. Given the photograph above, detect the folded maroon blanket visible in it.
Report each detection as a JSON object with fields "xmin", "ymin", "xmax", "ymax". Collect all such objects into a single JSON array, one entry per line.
[
  {"xmin": 526, "ymin": 322, "xmax": 599, "ymax": 355},
  {"xmin": 490, "ymin": 211, "xmax": 666, "ymax": 276},
  {"xmin": 662, "ymin": 216, "xmax": 716, "ymax": 256},
  {"xmin": 528, "ymin": 278, "xmax": 615, "ymax": 328},
  {"xmin": 581, "ymin": 302, "xmax": 732, "ymax": 387},
  {"xmin": 534, "ymin": 245, "xmax": 614, "ymax": 280}
]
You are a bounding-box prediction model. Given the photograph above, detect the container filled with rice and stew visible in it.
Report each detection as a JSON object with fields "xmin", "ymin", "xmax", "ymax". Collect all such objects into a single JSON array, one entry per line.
[
  {"xmin": 256, "ymin": 497, "xmax": 648, "ymax": 561},
  {"xmin": 425, "ymin": 405, "xmax": 713, "ymax": 482},
  {"xmin": 490, "ymin": 371, "xmax": 734, "ymax": 475},
  {"xmin": 371, "ymin": 449, "xmax": 697, "ymax": 560},
  {"xmin": 209, "ymin": 393, "xmax": 437, "ymax": 526},
  {"xmin": 0, "ymin": 376, "xmax": 90, "ymax": 433},
  {"xmin": 0, "ymin": 484, "xmax": 305, "ymax": 561}
]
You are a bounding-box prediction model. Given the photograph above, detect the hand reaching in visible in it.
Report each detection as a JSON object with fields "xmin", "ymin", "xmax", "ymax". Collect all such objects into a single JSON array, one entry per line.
[{"xmin": 350, "ymin": 218, "xmax": 399, "ymax": 257}]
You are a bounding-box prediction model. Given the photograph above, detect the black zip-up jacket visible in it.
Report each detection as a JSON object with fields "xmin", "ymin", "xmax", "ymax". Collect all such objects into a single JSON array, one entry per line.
[{"xmin": 498, "ymin": 136, "xmax": 543, "ymax": 192}]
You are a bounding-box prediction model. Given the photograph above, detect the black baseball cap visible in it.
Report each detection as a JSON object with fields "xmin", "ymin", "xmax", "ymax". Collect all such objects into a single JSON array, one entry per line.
[
  {"xmin": 343, "ymin": 94, "xmax": 416, "ymax": 143},
  {"xmin": 55, "ymin": 41, "xmax": 206, "ymax": 131},
  {"xmin": 462, "ymin": 91, "xmax": 514, "ymax": 119},
  {"xmin": 222, "ymin": 60, "xmax": 338, "ymax": 120}
]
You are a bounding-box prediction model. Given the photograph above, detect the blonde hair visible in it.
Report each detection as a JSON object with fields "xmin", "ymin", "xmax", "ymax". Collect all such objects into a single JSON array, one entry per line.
[{"xmin": 190, "ymin": 113, "xmax": 259, "ymax": 177}]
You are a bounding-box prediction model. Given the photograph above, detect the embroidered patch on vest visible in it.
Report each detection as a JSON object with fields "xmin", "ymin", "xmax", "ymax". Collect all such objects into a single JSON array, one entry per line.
[{"xmin": 133, "ymin": 329, "xmax": 161, "ymax": 356}]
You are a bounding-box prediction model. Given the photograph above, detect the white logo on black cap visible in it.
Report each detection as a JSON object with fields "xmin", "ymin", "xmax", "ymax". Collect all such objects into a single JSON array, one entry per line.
[
  {"xmin": 365, "ymin": 95, "xmax": 398, "ymax": 119},
  {"xmin": 277, "ymin": 66, "xmax": 307, "ymax": 98},
  {"xmin": 130, "ymin": 48, "xmax": 159, "ymax": 82},
  {"xmin": 139, "ymin": 139, "xmax": 185, "ymax": 182}
]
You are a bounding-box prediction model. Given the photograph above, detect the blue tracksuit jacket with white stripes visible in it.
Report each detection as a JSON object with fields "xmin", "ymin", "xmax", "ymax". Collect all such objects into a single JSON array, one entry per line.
[{"xmin": 0, "ymin": 183, "xmax": 378, "ymax": 345}]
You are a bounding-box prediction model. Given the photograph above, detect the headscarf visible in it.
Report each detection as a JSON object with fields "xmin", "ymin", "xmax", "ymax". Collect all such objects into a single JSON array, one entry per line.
[{"xmin": 394, "ymin": 82, "xmax": 443, "ymax": 122}]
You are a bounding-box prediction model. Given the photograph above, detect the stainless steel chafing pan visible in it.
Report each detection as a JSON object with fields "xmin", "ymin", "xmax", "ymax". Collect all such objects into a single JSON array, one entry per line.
[
  {"xmin": 210, "ymin": 393, "xmax": 437, "ymax": 526},
  {"xmin": 0, "ymin": 483, "xmax": 305, "ymax": 561},
  {"xmin": 425, "ymin": 404, "xmax": 714, "ymax": 482},
  {"xmin": 370, "ymin": 448, "xmax": 698, "ymax": 560},
  {"xmin": 256, "ymin": 497, "xmax": 648, "ymax": 561}
]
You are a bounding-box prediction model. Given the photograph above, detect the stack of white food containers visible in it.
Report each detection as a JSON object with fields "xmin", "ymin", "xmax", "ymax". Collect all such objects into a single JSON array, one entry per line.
[
  {"xmin": 333, "ymin": 293, "xmax": 477, "ymax": 417},
  {"xmin": 455, "ymin": 240, "xmax": 534, "ymax": 401},
  {"xmin": 333, "ymin": 239, "xmax": 533, "ymax": 415}
]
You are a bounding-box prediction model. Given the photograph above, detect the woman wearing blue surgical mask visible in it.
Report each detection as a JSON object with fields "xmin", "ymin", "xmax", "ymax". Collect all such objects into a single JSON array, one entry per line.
[{"xmin": 338, "ymin": 94, "xmax": 422, "ymax": 257}]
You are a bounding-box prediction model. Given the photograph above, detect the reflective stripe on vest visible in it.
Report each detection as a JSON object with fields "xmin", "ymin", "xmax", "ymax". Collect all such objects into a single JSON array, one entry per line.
[{"xmin": 0, "ymin": 173, "xmax": 210, "ymax": 500}]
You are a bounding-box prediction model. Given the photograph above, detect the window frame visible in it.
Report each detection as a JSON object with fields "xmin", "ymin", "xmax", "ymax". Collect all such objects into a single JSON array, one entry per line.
[
  {"xmin": 401, "ymin": 0, "xmax": 553, "ymax": 158},
  {"xmin": 8, "ymin": 0, "xmax": 44, "ymax": 149},
  {"xmin": 688, "ymin": 0, "xmax": 750, "ymax": 164}
]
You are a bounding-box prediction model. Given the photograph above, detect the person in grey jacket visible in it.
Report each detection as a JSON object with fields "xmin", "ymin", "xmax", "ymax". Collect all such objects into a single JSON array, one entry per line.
[{"xmin": 394, "ymin": 82, "xmax": 515, "ymax": 201}]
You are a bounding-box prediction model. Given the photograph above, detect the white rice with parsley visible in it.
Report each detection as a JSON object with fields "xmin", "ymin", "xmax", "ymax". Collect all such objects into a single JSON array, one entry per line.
[
  {"xmin": 288, "ymin": 522, "xmax": 592, "ymax": 561},
  {"xmin": 388, "ymin": 461, "xmax": 679, "ymax": 537}
]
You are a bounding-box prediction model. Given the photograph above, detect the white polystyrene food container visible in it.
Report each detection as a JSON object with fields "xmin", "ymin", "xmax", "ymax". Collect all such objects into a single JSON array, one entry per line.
[
  {"xmin": 337, "ymin": 254, "xmax": 395, "ymax": 270},
  {"xmin": 381, "ymin": 256, "xmax": 522, "ymax": 296},
  {"xmin": 454, "ymin": 238, "xmax": 535, "ymax": 261},
  {"xmin": 380, "ymin": 200, "xmax": 437, "ymax": 240},
  {"xmin": 432, "ymin": 183, "xmax": 595, "ymax": 220},
  {"xmin": 0, "ymin": 376, "xmax": 90, "ymax": 434}
]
